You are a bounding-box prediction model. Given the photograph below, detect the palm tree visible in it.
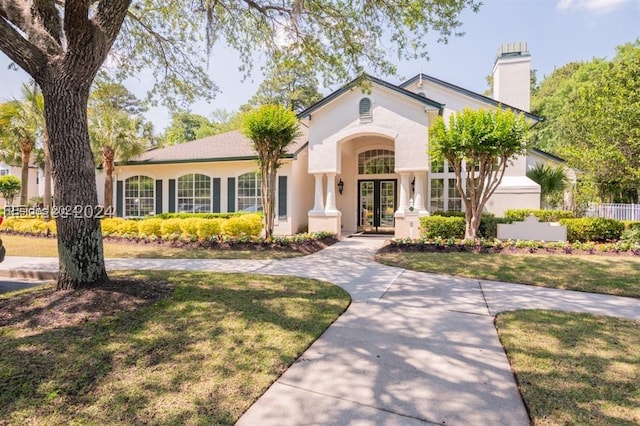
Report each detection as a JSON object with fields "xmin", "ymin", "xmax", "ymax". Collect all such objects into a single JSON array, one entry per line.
[
  {"xmin": 89, "ymin": 107, "xmax": 148, "ymax": 211},
  {"xmin": 0, "ymin": 84, "xmax": 45, "ymax": 205},
  {"xmin": 527, "ymin": 163, "xmax": 568, "ymax": 209}
]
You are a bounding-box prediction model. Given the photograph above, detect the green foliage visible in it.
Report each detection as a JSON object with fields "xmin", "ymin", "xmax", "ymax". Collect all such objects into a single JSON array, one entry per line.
[
  {"xmin": 620, "ymin": 227, "xmax": 640, "ymax": 245},
  {"xmin": 429, "ymin": 107, "xmax": 529, "ymax": 239},
  {"xmin": 531, "ymin": 41, "xmax": 640, "ymax": 203},
  {"xmin": 242, "ymin": 104, "xmax": 300, "ymax": 240},
  {"xmin": 504, "ymin": 209, "xmax": 575, "ymax": 222},
  {"xmin": 138, "ymin": 219, "xmax": 163, "ymax": 237},
  {"xmin": 0, "ymin": 175, "xmax": 22, "ymax": 205},
  {"xmin": 526, "ymin": 163, "xmax": 568, "ymax": 208},
  {"xmin": 154, "ymin": 212, "xmax": 239, "ymax": 220},
  {"xmin": 420, "ymin": 216, "xmax": 465, "ymax": 239},
  {"xmin": 160, "ymin": 111, "xmax": 219, "ymax": 146},
  {"xmin": 559, "ymin": 218, "xmax": 625, "ymax": 242}
]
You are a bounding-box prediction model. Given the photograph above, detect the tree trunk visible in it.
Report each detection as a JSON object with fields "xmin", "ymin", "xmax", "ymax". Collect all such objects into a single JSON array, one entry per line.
[
  {"xmin": 43, "ymin": 132, "xmax": 52, "ymax": 210},
  {"xmin": 41, "ymin": 79, "xmax": 109, "ymax": 290},
  {"xmin": 103, "ymin": 148, "xmax": 114, "ymax": 211},
  {"xmin": 20, "ymin": 144, "xmax": 31, "ymax": 205},
  {"xmin": 464, "ymin": 210, "xmax": 480, "ymax": 240},
  {"xmin": 261, "ymin": 163, "xmax": 277, "ymax": 241}
]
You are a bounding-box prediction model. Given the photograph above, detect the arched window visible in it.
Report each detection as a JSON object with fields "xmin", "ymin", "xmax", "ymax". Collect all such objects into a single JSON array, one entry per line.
[
  {"xmin": 359, "ymin": 98, "xmax": 372, "ymax": 121},
  {"xmin": 358, "ymin": 149, "xmax": 395, "ymax": 175},
  {"xmin": 124, "ymin": 175, "xmax": 154, "ymax": 217},
  {"xmin": 177, "ymin": 173, "xmax": 211, "ymax": 213},
  {"xmin": 237, "ymin": 172, "xmax": 262, "ymax": 212}
]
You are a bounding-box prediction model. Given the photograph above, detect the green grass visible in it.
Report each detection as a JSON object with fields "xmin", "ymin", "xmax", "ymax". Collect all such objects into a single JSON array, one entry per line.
[
  {"xmin": 375, "ymin": 251, "xmax": 640, "ymax": 298},
  {"xmin": 0, "ymin": 234, "xmax": 307, "ymax": 260},
  {"xmin": 496, "ymin": 310, "xmax": 640, "ymax": 425},
  {"xmin": 0, "ymin": 271, "xmax": 351, "ymax": 425}
]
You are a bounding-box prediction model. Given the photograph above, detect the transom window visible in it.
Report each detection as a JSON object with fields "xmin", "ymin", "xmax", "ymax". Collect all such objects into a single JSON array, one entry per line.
[
  {"xmin": 177, "ymin": 173, "xmax": 211, "ymax": 213},
  {"xmin": 237, "ymin": 172, "xmax": 262, "ymax": 212},
  {"xmin": 124, "ymin": 175, "xmax": 154, "ymax": 217},
  {"xmin": 358, "ymin": 149, "xmax": 395, "ymax": 175}
]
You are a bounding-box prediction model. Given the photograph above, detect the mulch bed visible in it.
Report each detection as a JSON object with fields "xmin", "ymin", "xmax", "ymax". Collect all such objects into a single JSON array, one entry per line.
[
  {"xmin": 0, "ymin": 278, "xmax": 174, "ymax": 332},
  {"xmin": 379, "ymin": 242, "xmax": 640, "ymax": 257}
]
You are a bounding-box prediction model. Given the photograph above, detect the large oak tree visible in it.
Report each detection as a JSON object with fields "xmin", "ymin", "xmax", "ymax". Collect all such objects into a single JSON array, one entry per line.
[{"xmin": 0, "ymin": 0, "xmax": 480, "ymax": 290}]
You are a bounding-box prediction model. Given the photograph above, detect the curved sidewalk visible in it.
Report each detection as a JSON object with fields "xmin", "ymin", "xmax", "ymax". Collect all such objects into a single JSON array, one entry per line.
[{"xmin": 1, "ymin": 238, "xmax": 639, "ymax": 425}]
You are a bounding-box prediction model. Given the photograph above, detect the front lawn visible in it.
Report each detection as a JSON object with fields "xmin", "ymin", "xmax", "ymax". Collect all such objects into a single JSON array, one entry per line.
[
  {"xmin": 375, "ymin": 251, "xmax": 640, "ymax": 298},
  {"xmin": 496, "ymin": 310, "xmax": 640, "ymax": 425},
  {"xmin": 0, "ymin": 271, "xmax": 350, "ymax": 425}
]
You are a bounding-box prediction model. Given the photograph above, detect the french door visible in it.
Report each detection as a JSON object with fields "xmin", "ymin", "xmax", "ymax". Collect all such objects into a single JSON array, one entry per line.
[{"xmin": 358, "ymin": 179, "xmax": 396, "ymax": 232}]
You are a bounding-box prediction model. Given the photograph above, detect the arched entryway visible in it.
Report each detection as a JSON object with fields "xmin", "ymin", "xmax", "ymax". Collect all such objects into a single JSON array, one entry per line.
[{"xmin": 357, "ymin": 149, "xmax": 396, "ymax": 233}]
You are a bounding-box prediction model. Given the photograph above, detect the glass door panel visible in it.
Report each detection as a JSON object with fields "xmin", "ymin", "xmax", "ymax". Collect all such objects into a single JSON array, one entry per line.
[
  {"xmin": 358, "ymin": 179, "xmax": 396, "ymax": 232},
  {"xmin": 379, "ymin": 180, "xmax": 395, "ymax": 228},
  {"xmin": 359, "ymin": 181, "xmax": 375, "ymax": 228}
]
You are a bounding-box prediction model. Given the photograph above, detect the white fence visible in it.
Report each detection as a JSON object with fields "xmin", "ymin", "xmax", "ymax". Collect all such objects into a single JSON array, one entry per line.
[{"xmin": 583, "ymin": 203, "xmax": 640, "ymax": 221}]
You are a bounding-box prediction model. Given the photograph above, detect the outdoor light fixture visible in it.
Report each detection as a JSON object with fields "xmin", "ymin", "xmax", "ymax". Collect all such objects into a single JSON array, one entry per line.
[
  {"xmin": 411, "ymin": 177, "xmax": 415, "ymax": 194},
  {"xmin": 338, "ymin": 178, "xmax": 344, "ymax": 195}
]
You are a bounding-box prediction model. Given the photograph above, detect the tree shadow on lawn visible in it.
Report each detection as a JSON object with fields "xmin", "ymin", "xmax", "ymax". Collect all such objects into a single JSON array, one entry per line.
[
  {"xmin": 497, "ymin": 310, "xmax": 640, "ymax": 425},
  {"xmin": 0, "ymin": 271, "xmax": 350, "ymax": 425}
]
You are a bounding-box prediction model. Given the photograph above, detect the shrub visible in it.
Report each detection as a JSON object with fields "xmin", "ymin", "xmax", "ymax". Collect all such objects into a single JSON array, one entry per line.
[
  {"xmin": 101, "ymin": 218, "xmax": 125, "ymax": 235},
  {"xmin": 138, "ymin": 218, "xmax": 163, "ymax": 237},
  {"xmin": 117, "ymin": 220, "xmax": 140, "ymax": 236},
  {"xmin": 420, "ymin": 216, "xmax": 465, "ymax": 239},
  {"xmin": 154, "ymin": 212, "xmax": 240, "ymax": 220},
  {"xmin": 197, "ymin": 218, "xmax": 224, "ymax": 240},
  {"xmin": 160, "ymin": 218, "xmax": 183, "ymax": 237},
  {"xmin": 180, "ymin": 218, "xmax": 204, "ymax": 238},
  {"xmin": 504, "ymin": 209, "xmax": 574, "ymax": 222},
  {"xmin": 559, "ymin": 218, "xmax": 625, "ymax": 242},
  {"xmin": 222, "ymin": 214, "xmax": 263, "ymax": 237},
  {"xmin": 622, "ymin": 221, "xmax": 640, "ymax": 231},
  {"xmin": 620, "ymin": 227, "xmax": 640, "ymax": 245},
  {"xmin": 478, "ymin": 216, "xmax": 513, "ymax": 239}
]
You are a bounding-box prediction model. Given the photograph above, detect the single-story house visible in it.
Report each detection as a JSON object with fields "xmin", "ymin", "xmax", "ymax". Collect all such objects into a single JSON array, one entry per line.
[{"xmin": 115, "ymin": 42, "xmax": 562, "ymax": 238}]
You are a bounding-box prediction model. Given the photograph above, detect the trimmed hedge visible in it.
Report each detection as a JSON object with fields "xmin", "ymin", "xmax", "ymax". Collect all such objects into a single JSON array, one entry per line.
[
  {"xmin": 504, "ymin": 209, "xmax": 574, "ymax": 222},
  {"xmin": 154, "ymin": 212, "xmax": 252, "ymax": 220},
  {"xmin": 559, "ymin": 218, "xmax": 625, "ymax": 242},
  {"xmin": 2, "ymin": 214, "xmax": 264, "ymax": 240},
  {"xmin": 420, "ymin": 215, "xmax": 512, "ymax": 239}
]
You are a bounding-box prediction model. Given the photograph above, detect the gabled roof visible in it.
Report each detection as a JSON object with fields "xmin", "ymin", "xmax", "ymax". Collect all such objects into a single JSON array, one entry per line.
[
  {"xmin": 297, "ymin": 73, "xmax": 444, "ymax": 119},
  {"xmin": 400, "ymin": 73, "xmax": 541, "ymax": 122},
  {"xmin": 530, "ymin": 147, "xmax": 565, "ymax": 163},
  {"xmin": 118, "ymin": 128, "xmax": 308, "ymax": 166}
]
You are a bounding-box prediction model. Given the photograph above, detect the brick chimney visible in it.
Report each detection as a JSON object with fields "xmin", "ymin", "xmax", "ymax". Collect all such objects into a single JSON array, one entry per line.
[{"xmin": 492, "ymin": 42, "xmax": 531, "ymax": 112}]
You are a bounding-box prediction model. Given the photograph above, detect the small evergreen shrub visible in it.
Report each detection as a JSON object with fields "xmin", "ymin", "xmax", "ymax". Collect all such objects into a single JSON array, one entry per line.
[
  {"xmin": 620, "ymin": 227, "xmax": 640, "ymax": 245},
  {"xmin": 420, "ymin": 216, "xmax": 465, "ymax": 239},
  {"xmin": 160, "ymin": 218, "xmax": 183, "ymax": 237},
  {"xmin": 154, "ymin": 212, "xmax": 244, "ymax": 220},
  {"xmin": 117, "ymin": 220, "xmax": 140, "ymax": 236},
  {"xmin": 559, "ymin": 217, "xmax": 625, "ymax": 242},
  {"xmin": 197, "ymin": 218, "xmax": 224, "ymax": 240},
  {"xmin": 222, "ymin": 214, "xmax": 263, "ymax": 237},
  {"xmin": 101, "ymin": 218, "xmax": 125, "ymax": 235},
  {"xmin": 504, "ymin": 209, "xmax": 574, "ymax": 222},
  {"xmin": 138, "ymin": 218, "xmax": 163, "ymax": 237},
  {"xmin": 180, "ymin": 218, "xmax": 204, "ymax": 237}
]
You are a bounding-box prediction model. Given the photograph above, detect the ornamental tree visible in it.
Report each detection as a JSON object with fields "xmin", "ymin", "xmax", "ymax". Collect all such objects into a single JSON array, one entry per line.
[
  {"xmin": 0, "ymin": 0, "xmax": 479, "ymax": 290},
  {"xmin": 0, "ymin": 174, "xmax": 21, "ymax": 205},
  {"xmin": 429, "ymin": 108, "xmax": 529, "ymax": 239},
  {"xmin": 242, "ymin": 104, "xmax": 300, "ymax": 241}
]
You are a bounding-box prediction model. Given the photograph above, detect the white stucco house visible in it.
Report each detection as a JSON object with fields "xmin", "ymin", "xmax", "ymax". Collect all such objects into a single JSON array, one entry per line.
[{"xmin": 115, "ymin": 42, "xmax": 560, "ymax": 238}]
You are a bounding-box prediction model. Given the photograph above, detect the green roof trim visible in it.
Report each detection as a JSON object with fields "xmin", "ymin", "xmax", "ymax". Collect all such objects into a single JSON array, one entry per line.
[
  {"xmin": 400, "ymin": 74, "xmax": 540, "ymax": 122},
  {"xmin": 117, "ymin": 154, "xmax": 295, "ymax": 167},
  {"xmin": 298, "ymin": 73, "xmax": 444, "ymax": 119}
]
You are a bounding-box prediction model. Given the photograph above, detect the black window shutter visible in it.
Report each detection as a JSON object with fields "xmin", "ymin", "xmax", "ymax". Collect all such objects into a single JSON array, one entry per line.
[
  {"xmin": 116, "ymin": 180, "xmax": 123, "ymax": 217},
  {"xmin": 212, "ymin": 178, "xmax": 221, "ymax": 213},
  {"xmin": 155, "ymin": 180, "xmax": 163, "ymax": 214},
  {"xmin": 278, "ymin": 176, "xmax": 287, "ymax": 220},
  {"xmin": 168, "ymin": 179, "xmax": 176, "ymax": 213},
  {"xmin": 227, "ymin": 177, "xmax": 236, "ymax": 212}
]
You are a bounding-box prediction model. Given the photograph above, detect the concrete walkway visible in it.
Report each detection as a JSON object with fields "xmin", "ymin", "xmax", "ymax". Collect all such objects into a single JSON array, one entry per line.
[{"xmin": 1, "ymin": 237, "xmax": 639, "ymax": 425}]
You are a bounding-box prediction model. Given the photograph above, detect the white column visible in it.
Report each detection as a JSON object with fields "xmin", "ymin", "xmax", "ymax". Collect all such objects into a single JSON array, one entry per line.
[
  {"xmin": 398, "ymin": 172, "xmax": 410, "ymax": 213},
  {"xmin": 311, "ymin": 174, "xmax": 325, "ymax": 213},
  {"xmin": 325, "ymin": 173, "xmax": 337, "ymax": 212},
  {"xmin": 413, "ymin": 172, "xmax": 426, "ymax": 212}
]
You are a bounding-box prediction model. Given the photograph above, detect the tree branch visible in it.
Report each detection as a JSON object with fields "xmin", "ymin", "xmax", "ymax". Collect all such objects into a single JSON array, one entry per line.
[{"xmin": 0, "ymin": 16, "xmax": 47, "ymax": 77}]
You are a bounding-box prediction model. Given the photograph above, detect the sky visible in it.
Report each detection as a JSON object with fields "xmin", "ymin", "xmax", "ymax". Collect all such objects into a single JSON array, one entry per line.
[{"xmin": 0, "ymin": 0, "xmax": 639, "ymax": 133}]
